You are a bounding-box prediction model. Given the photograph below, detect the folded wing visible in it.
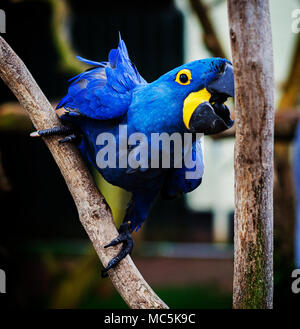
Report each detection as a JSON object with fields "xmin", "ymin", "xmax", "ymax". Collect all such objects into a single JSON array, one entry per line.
[{"xmin": 57, "ymin": 34, "xmax": 147, "ymax": 121}]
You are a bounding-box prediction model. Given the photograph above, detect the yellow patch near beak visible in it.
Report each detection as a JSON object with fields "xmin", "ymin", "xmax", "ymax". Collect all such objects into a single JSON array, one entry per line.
[{"xmin": 183, "ymin": 88, "xmax": 211, "ymax": 129}]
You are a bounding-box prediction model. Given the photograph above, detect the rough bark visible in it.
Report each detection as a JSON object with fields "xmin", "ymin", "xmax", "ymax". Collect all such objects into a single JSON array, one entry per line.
[
  {"xmin": 0, "ymin": 36, "xmax": 168, "ymax": 309},
  {"xmin": 228, "ymin": 0, "xmax": 274, "ymax": 308}
]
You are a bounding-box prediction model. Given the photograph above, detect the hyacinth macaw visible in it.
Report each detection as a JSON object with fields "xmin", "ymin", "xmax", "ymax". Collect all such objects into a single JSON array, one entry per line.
[{"xmin": 31, "ymin": 35, "xmax": 234, "ymax": 277}]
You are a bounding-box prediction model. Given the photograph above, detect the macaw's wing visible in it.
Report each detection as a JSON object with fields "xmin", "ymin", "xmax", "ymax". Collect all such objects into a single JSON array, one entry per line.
[
  {"xmin": 57, "ymin": 35, "xmax": 147, "ymax": 121},
  {"xmin": 161, "ymin": 138, "xmax": 204, "ymax": 199}
]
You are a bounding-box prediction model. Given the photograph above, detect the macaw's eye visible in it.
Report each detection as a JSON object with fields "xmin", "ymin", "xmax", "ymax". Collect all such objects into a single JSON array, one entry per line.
[
  {"xmin": 175, "ymin": 69, "xmax": 192, "ymax": 85},
  {"xmin": 180, "ymin": 74, "xmax": 189, "ymax": 83}
]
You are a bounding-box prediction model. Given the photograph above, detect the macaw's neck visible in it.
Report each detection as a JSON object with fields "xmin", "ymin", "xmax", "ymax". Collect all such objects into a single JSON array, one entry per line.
[{"xmin": 127, "ymin": 83, "xmax": 187, "ymax": 136}]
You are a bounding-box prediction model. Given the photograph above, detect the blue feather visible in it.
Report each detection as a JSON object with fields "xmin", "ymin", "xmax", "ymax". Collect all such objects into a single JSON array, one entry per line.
[
  {"xmin": 57, "ymin": 35, "xmax": 147, "ymax": 121},
  {"xmin": 76, "ymin": 55, "xmax": 107, "ymax": 67}
]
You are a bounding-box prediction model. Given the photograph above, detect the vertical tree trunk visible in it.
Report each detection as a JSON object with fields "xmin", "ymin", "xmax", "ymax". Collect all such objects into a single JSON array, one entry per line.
[{"xmin": 227, "ymin": 0, "xmax": 274, "ymax": 308}]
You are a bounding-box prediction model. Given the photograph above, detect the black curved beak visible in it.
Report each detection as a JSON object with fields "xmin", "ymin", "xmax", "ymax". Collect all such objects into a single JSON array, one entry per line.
[
  {"xmin": 189, "ymin": 102, "xmax": 234, "ymax": 135},
  {"xmin": 207, "ymin": 63, "xmax": 234, "ymax": 98},
  {"xmin": 189, "ymin": 62, "xmax": 234, "ymax": 135}
]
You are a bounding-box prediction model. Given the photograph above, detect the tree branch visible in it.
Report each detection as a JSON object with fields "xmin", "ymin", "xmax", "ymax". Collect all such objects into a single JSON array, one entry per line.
[
  {"xmin": 228, "ymin": 0, "xmax": 274, "ymax": 308},
  {"xmin": 0, "ymin": 36, "xmax": 168, "ymax": 309}
]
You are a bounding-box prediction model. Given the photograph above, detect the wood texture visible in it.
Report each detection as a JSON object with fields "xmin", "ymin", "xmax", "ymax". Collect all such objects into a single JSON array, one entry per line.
[
  {"xmin": 227, "ymin": 0, "xmax": 274, "ymax": 308},
  {"xmin": 0, "ymin": 36, "xmax": 168, "ymax": 309}
]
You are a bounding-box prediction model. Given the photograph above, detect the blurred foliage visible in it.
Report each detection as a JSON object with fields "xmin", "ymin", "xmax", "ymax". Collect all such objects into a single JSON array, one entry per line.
[
  {"xmin": 49, "ymin": 0, "xmax": 87, "ymax": 75},
  {"xmin": 49, "ymin": 170, "xmax": 130, "ymax": 308},
  {"xmin": 0, "ymin": 103, "xmax": 32, "ymax": 132}
]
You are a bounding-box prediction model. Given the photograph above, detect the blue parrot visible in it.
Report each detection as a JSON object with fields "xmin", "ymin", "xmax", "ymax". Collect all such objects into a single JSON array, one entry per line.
[{"xmin": 31, "ymin": 35, "xmax": 234, "ymax": 277}]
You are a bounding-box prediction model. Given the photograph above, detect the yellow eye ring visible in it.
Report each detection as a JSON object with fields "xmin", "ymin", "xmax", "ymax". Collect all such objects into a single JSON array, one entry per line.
[{"xmin": 175, "ymin": 69, "xmax": 192, "ymax": 85}]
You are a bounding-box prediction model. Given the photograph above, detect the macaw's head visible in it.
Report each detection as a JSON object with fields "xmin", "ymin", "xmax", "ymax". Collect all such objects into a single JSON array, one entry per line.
[{"xmin": 148, "ymin": 58, "xmax": 234, "ymax": 135}]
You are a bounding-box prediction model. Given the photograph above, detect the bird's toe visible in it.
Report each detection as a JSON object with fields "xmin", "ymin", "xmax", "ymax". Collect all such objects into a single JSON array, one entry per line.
[{"xmin": 101, "ymin": 222, "xmax": 134, "ymax": 278}]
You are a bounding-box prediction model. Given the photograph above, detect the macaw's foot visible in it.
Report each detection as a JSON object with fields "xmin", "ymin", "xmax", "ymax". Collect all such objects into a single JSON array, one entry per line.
[
  {"xmin": 30, "ymin": 126, "xmax": 80, "ymax": 144},
  {"xmin": 30, "ymin": 126, "xmax": 74, "ymax": 138},
  {"xmin": 58, "ymin": 133, "xmax": 79, "ymax": 144},
  {"xmin": 101, "ymin": 221, "xmax": 134, "ymax": 278}
]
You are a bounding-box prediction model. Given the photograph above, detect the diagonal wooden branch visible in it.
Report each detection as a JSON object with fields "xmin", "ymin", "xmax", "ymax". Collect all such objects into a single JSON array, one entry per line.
[{"xmin": 0, "ymin": 36, "xmax": 168, "ymax": 309}]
